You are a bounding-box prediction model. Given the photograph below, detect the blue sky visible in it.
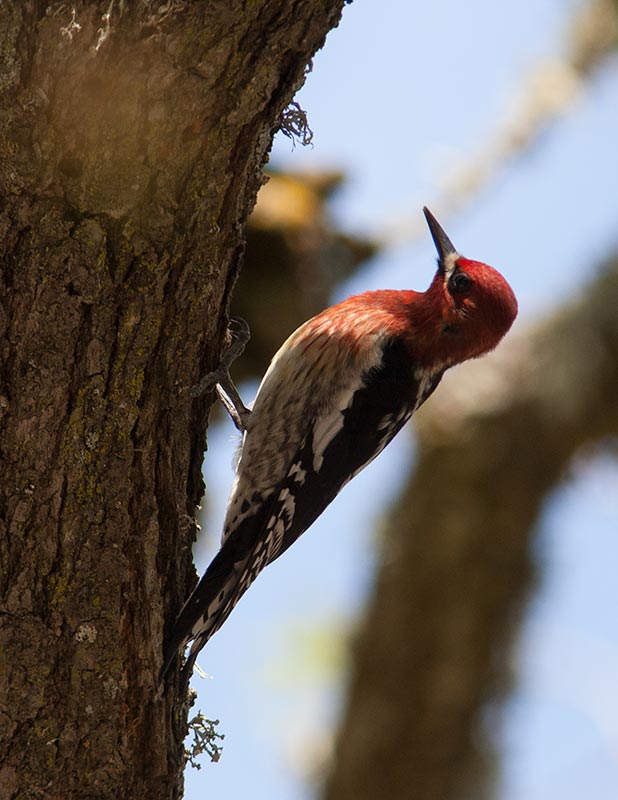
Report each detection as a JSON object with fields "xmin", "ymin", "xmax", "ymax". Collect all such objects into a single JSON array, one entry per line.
[{"xmin": 185, "ymin": 1, "xmax": 618, "ymax": 797}]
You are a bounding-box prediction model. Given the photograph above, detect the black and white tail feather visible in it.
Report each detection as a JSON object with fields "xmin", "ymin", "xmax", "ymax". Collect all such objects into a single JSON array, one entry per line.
[{"xmin": 160, "ymin": 332, "xmax": 443, "ymax": 687}]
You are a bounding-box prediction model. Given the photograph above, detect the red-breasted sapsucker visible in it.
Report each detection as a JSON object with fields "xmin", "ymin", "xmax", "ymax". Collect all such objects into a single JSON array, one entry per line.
[{"xmin": 161, "ymin": 208, "xmax": 518, "ymax": 684}]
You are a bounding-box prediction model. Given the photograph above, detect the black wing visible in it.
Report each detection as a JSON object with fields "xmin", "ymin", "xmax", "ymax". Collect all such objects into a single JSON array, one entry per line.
[{"xmin": 272, "ymin": 337, "xmax": 442, "ymax": 559}]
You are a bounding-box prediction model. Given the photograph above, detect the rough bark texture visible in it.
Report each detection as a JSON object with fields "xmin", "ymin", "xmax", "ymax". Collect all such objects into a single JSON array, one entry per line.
[
  {"xmin": 0, "ymin": 2, "xmax": 344, "ymax": 798},
  {"xmin": 324, "ymin": 258, "xmax": 618, "ymax": 800}
]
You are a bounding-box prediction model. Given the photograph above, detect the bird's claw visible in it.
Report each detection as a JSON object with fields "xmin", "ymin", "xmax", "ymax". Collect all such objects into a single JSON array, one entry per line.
[{"xmin": 189, "ymin": 318, "xmax": 253, "ymax": 432}]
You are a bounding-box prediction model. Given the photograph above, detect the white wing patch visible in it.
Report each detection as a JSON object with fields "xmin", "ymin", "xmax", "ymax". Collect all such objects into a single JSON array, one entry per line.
[
  {"xmin": 311, "ymin": 381, "xmax": 365, "ymax": 472},
  {"xmin": 312, "ymin": 408, "xmax": 344, "ymax": 472}
]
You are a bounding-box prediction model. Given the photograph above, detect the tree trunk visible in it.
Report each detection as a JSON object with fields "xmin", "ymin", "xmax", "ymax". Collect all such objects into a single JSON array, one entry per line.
[
  {"xmin": 324, "ymin": 257, "xmax": 618, "ymax": 800},
  {"xmin": 0, "ymin": 2, "xmax": 344, "ymax": 798}
]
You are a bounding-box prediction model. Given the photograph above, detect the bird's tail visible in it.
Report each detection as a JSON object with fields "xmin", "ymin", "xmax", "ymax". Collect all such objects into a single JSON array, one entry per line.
[{"xmin": 159, "ymin": 538, "xmax": 256, "ymax": 685}]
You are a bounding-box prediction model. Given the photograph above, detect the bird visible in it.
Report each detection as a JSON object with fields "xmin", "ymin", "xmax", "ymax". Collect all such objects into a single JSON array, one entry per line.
[{"xmin": 160, "ymin": 207, "xmax": 518, "ymax": 686}]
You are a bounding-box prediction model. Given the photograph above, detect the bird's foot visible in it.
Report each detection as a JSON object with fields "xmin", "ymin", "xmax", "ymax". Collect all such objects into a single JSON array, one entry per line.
[{"xmin": 190, "ymin": 317, "xmax": 252, "ymax": 432}]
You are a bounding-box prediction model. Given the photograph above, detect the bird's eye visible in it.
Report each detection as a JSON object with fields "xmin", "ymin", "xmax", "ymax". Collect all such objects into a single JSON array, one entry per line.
[{"xmin": 449, "ymin": 271, "xmax": 472, "ymax": 294}]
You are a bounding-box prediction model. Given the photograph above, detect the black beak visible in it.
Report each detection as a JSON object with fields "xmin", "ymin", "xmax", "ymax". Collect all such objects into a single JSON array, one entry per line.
[{"xmin": 423, "ymin": 207, "xmax": 458, "ymax": 262}]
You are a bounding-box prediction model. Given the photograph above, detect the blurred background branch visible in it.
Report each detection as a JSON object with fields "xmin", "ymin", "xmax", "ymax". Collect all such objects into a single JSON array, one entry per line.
[
  {"xmin": 234, "ymin": 170, "xmax": 378, "ymax": 377},
  {"xmin": 382, "ymin": 0, "xmax": 618, "ymax": 246}
]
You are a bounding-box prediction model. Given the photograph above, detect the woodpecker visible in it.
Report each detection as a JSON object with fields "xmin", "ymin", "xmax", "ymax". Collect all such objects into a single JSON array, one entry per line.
[{"xmin": 161, "ymin": 208, "xmax": 518, "ymax": 685}]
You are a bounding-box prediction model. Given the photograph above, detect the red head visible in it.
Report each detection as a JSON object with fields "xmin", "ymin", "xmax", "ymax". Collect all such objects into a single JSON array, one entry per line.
[{"xmin": 414, "ymin": 208, "xmax": 518, "ymax": 368}]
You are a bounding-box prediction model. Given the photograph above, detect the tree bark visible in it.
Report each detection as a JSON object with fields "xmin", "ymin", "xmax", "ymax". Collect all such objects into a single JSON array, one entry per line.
[
  {"xmin": 324, "ymin": 258, "xmax": 618, "ymax": 800},
  {"xmin": 0, "ymin": 2, "xmax": 344, "ymax": 798}
]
